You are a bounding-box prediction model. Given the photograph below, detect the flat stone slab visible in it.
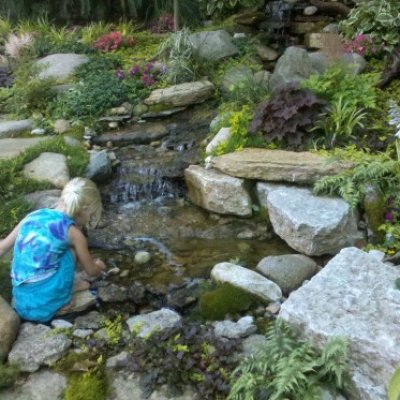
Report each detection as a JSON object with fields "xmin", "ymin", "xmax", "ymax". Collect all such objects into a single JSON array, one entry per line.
[
  {"xmin": 279, "ymin": 247, "xmax": 400, "ymax": 400},
  {"xmin": 0, "ymin": 119, "xmax": 33, "ymax": 139},
  {"xmin": 0, "ymin": 137, "xmax": 48, "ymax": 159},
  {"xmin": 212, "ymin": 148, "xmax": 351, "ymax": 184}
]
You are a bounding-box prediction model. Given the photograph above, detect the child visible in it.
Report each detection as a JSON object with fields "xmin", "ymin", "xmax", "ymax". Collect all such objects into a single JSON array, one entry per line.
[{"xmin": 0, "ymin": 177, "xmax": 106, "ymax": 322}]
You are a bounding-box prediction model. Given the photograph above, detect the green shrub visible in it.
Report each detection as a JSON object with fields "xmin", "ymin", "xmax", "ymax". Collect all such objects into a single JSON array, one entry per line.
[
  {"xmin": 228, "ymin": 319, "xmax": 348, "ymax": 400},
  {"xmin": 303, "ymin": 66, "xmax": 378, "ymax": 110},
  {"xmin": 199, "ymin": 0, "xmax": 262, "ymax": 19}
]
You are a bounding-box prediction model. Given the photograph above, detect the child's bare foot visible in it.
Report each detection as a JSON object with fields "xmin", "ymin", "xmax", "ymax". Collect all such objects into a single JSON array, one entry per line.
[{"xmin": 73, "ymin": 280, "xmax": 90, "ymax": 293}]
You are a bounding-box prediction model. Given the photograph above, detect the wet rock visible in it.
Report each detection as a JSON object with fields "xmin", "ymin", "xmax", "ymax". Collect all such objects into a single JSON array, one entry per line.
[
  {"xmin": 212, "ymin": 148, "xmax": 351, "ymax": 185},
  {"xmin": 134, "ymin": 251, "xmax": 151, "ymax": 264},
  {"xmin": 23, "ymin": 152, "xmax": 70, "ymax": 189},
  {"xmin": 0, "ymin": 119, "xmax": 33, "ymax": 138},
  {"xmin": 211, "ymin": 262, "xmax": 282, "ymax": 303},
  {"xmin": 98, "ymin": 283, "xmax": 128, "ymax": 303},
  {"xmin": 190, "ymin": 30, "xmax": 239, "ymax": 61},
  {"xmin": 257, "ymin": 183, "xmax": 363, "ymax": 256},
  {"xmin": 0, "ymin": 369, "xmax": 67, "ymax": 400},
  {"xmin": 127, "ymin": 308, "xmax": 182, "ymax": 338},
  {"xmin": 0, "ymin": 295, "xmax": 20, "ymax": 362},
  {"xmin": 36, "ymin": 53, "xmax": 89, "ymax": 81},
  {"xmin": 24, "ymin": 189, "xmax": 61, "ymax": 210},
  {"xmin": 279, "ymin": 247, "xmax": 400, "ymax": 400},
  {"xmin": 256, "ymin": 254, "xmax": 318, "ymax": 294},
  {"xmin": 213, "ymin": 316, "xmax": 257, "ymax": 339},
  {"xmin": 185, "ymin": 165, "xmax": 252, "ymax": 217},
  {"xmin": 8, "ymin": 323, "xmax": 71, "ymax": 372},
  {"xmin": 86, "ymin": 149, "xmax": 112, "ymax": 182}
]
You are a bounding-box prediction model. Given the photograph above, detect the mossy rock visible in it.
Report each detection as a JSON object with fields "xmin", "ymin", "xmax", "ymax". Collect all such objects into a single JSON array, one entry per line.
[
  {"xmin": 199, "ymin": 283, "xmax": 258, "ymax": 321},
  {"xmin": 363, "ymin": 184, "xmax": 385, "ymax": 243}
]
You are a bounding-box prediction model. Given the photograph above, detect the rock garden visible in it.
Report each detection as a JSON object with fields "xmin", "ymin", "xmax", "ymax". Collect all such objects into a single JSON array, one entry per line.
[{"xmin": 1, "ymin": 0, "xmax": 400, "ymax": 399}]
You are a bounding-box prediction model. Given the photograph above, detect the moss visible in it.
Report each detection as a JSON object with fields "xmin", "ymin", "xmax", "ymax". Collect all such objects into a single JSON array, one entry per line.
[
  {"xmin": 0, "ymin": 363, "xmax": 20, "ymax": 389},
  {"xmin": 363, "ymin": 184, "xmax": 386, "ymax": 243},
  {"xmin": 199, "ymin": 283, "xmax": 258, "ymax": 321},
  {"xmin": 64, "ymin": 371, "xmax": 107, "ymax": 400}
]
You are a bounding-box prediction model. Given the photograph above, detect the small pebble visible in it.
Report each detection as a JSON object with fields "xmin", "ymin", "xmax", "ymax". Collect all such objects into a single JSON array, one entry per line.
[
  {"xmin": 134, "ymin": 251, "xmax": 151, "ymax": 264},
  {"xmin": 265, "ymin": 302, "xmax": 281, "ymax": 315},
  {"xmin": 73, "ymin": 329, "xmax": 94, "ymax": 339},
  {"xmin": 120, "ymin": 270, "xmax": 129, "ymax": 278},
  {"xmin": 51, "ymin": 319, "xmax": 73, "ymax": 329},
  {"xmin": 107, "ymin": 267, "xmax": 120, "ymax": 275}
]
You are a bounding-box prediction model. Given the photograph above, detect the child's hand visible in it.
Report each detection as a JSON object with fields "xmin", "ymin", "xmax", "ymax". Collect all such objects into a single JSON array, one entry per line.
[{"xmin": 94, "ymin": 258, "xmax": 106, "ymax": 271}]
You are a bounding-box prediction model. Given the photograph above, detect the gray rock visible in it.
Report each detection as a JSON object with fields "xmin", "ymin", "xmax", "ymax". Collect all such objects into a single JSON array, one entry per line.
[
  {"xmin": 279, "ymin": 247, "xmax": 400, "ymax": 400},
  {"xmin": 213, "ymin": 316, "xmax": 257, "ymax": 339},
  {"xmin": 309, "ymin": 51, "xmax": 366, "ymax": 75},
  {"xmin": 50, "ymin": 319, "xmax": 73, "ymax": 329},
  {"xmin": 144, "ymin": 80, "xmax": 214, "ymax": 109},
  {"xmin": 0, "ymin": 369, "xmax": 67, "ymax": 400},
  {"xmin": 304, "ymin": 5, "xmax": 318, "ymax": 15},
  {"xmin": 31, "ymin": 128, "xmax": 45, "ymax": 135},
  {"xmin": 256, "ymin": 254, "xmax": 318, "ymax": 294},
  {"xmin": 98, "ymin": 283, "xmax": 128, "ymax": 303},
  {"xmin": 0, "ymin": 119, "xmax": 33, "ymax": 138},
  {"xmin": 54, "ymin": 119, "xmax": 71, "ymax": 134},
  {"xmin": 212, "ymin": 148, "xmax": 351, "ymax": 185},
  {"xmin": 74, "ymin": 311, "xmax": 104, "ymax": 329},
  {"xmin": 0, "ymin": 295, "xmax": 20, "ymax": 362},
  {"xmin": 36, "ymin": 53, "xmax": 89, "ymax": 81},
  {"xmin": 0, "ymin": 137, "xmax": 47, "ymax": 159},
  {"xmin": 8, "ymin": 323, "xmax": 71, "ymax": 372},
  {"xmin": 205, "ymin": 127, "xmax": 232, "ymax": 155},
  {"xmin": 240, "ymin": 334, "xmax": 268, "ymax": 358},
  {"xmin": 86, "ymin": 149, "xmax": 112, "ymax": 182},
  {"xmin": 106, "ymin": 351, "xmax": 132, "ymax": 368},
  {"xmin": 257, "ymin": 183, "xmax": 363, "ymax": 256},
  {"xmin": 134, "ymin": 251, "xmax": 151, "ymax": 264},
  {"xmin": 23, "ymin": 152, "xmax": 70, "ymax": 188},
  {"xmin": 269, "ymin": 46, "xmax": 317, "ymax": 90},
  {"xmin": 73, "ymin": 329, "xmax": 93, "ymax": 339},
  {"xmin": 211, "ymin": 262, "xmax": 282, "ymax": 302},
  {"xmin": 127, "ymin": 308, "xmax": 182, "ymax": 338},
  {"xmin": 24, "ymin": 189, "xmax": 61, "ymax": 210},
  {"xmin": 185, "ymin": 165, "xmax": 252, "ymax": 217},
  {"xmin": 190, "ymin": 30, "xmax": 239, "ymax": 61}
]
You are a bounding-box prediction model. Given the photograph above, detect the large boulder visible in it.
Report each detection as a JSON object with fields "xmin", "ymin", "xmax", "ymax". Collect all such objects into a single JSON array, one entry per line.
[
  {"xmin": 23, "ymin": 152, "xmax": 70, "ymax": 188},
  {"xmin": 211, "ymin": 149, "xmax": 351, "ymax": 185},
  {"xmin": 279, "ymin": 247, "xmax": 400, "ymax": 400},
  {"xmin": 269, "ymin": 46, "xmax": 317, "ymax": 90},
  {"xmin": 8, "ymin": 323, "xmax": 71, "ymax": 372},
  {"xmin": 189, "ymin": 30, "xmax": 239, "ymax": 61},
  {"xmin": 211, "ymin": 262, "xmax": 282, "ymax": 302},
  {"xmin": 36, "ymin": 53, "xmax": 89, "ymax": 81},
  {"xmin": 0, "ymin": 119, "xmax": 33, "ymax": 139},
  {"xmin": 257, "ymin": 183, "xmax": 363, "ymax": 256},
  {"xmin": 0, "ymin": 296, "xmax": 20, "ymax": 362},
  {"xmin": 185, "ymin": 165, "xmax": 252, "ymax": 217}
]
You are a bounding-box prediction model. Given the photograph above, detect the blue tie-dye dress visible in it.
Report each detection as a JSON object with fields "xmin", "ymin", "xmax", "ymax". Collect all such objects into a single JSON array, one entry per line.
[{"xmin": 11, "ymin": 208, "xmax": 75, "ymax": 322}]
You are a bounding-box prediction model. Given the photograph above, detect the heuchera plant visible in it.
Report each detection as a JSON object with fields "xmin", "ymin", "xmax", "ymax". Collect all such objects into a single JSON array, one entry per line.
[
  {"xmin": 343, "ymin": 33, "xmax": 385, "ymax": 59},
  {"xmin": 93, "ymin": 31, "xmax": 135, "ymax": 52},
  {"xmin": 250, "ymin": 82, "xmax": 326, "ymax": 148}
]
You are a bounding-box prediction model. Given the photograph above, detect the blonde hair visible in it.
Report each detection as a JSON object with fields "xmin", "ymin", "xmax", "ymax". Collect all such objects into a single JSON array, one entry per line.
[{"xmin": 60, "ymin": 177, "xmax": 103, "ymax": 228}]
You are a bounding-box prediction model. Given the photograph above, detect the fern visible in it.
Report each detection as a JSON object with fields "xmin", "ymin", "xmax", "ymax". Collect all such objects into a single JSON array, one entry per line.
[{"xmin": 228, "ymin": 320, "xmax": 349, "ymax": 400}]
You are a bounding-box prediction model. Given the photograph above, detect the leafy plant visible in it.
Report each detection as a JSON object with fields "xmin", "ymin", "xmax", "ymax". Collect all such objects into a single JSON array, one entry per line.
[
  {"xmin": 249, "ymin": 82, "xmax": 326, "ymax": 149},
  {"xmin": 310, "ymin": 96, "xmax": 367, "ymax": 149},
  {"xmin": 343, "ymin": 33, "xmax": 385, "ymax": 60},
  {"xmin": 158, "ymin": 28, "xmax": 195, "ymax": 84},
  {"xmin": 93, "ymin": 31, "xmax": 135, "ymax": 52},
  {"xmin": 228, "ymin": 319, "xmax": 348, "ymax": 400},
  {"xmin": 302, "ymin": 65, "xmax": 378, "ymax": 111},
  {"xmin": 129, "ymin": 323, "xmax": 240, "ymax": 399},
  {"xmin": 340, "ymin": 0, "xmax": 400, "ymax": 54}
]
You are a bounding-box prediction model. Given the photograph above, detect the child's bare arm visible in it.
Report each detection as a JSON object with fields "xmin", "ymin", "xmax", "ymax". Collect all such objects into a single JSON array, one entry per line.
[
  {"xmin": 0, "ymin": 223, "xmax": 20, "ymax": 258},
  {"xmin": 69, "ymin": 225, "xmax": 106, "ymax": 276}
]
